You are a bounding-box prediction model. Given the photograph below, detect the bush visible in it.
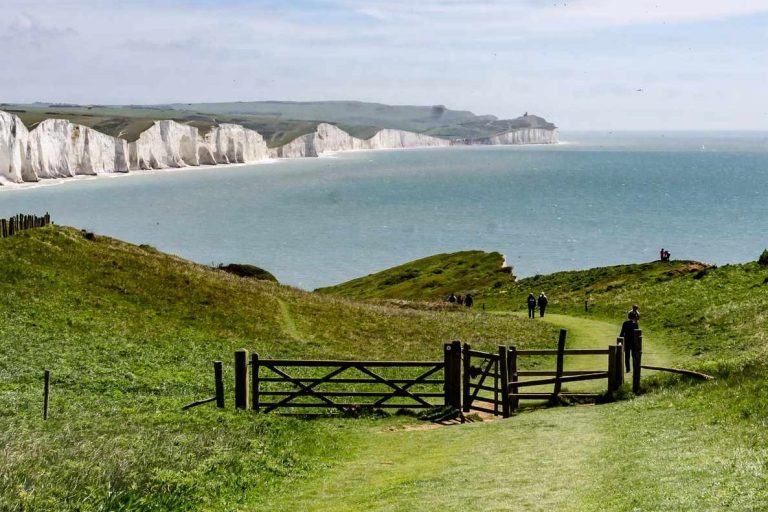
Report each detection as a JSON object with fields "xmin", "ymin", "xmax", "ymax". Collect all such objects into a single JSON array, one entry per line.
[{"xmin": 758, "ymin": 249, "xmax": 768, "ymax": 266}]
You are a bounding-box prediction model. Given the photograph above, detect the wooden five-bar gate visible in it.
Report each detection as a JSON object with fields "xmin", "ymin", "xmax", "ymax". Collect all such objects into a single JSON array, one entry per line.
[{"xmin": 213, "ymin": 330, "xmax": 642, "ymax": 418}]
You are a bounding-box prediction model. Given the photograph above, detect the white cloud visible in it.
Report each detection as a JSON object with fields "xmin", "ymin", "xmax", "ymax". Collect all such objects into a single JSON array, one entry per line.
[{"xmin": 0, "ymin": 0, "xmax": 765, "ymax": 129}]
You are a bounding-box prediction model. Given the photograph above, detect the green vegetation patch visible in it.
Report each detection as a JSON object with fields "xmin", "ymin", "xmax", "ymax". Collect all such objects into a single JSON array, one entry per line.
[{"xmin": 316, "ymin": 250, "xmax": 512, "ymax": 301}]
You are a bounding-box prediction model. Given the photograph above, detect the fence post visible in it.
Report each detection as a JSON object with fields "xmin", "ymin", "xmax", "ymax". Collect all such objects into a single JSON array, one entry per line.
[
  {"xmin": 43, "ymin": 369, "xmax": 50, "ymax": 420},
  {"xmin": 251, "ymin": 353, "xmax": 260, "ymax": 412},
  {"xmin": 443, "ymin": 341, "xmax": 462, "ymax": 410},
  {"xmin": 213, "ymin": 361, "xmax": 224, "ymax": 408},
  {"xmin": 608, "ymin": 345, "xmax": 617, "ymax": 393},
  {"xmin": 616, "ymin": 337, "xmax": 625, "ymax": 389},
  {"xmin": 632, "ymin": 330, "xmax": 643, "ymax": 394},
  {"xmin": 508, "ymin": 346, "xmax": 519, "ymax": 412},
  {"xmin": 498, "ymin": 345, "xmax": 510, "ymax": 418},
  {"xmin": 553, "ymin": 329, "xmax": 567, "ymax": 396},
  {"xmin": 234, "ymin": 349, "xmax": 249, "ymax": 409},
  {"xmin": 462, "ymin": 342, "xmax": 471, "ymax": 412}
]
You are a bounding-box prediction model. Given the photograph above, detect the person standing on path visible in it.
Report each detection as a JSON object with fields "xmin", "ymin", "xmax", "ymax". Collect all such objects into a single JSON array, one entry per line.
[
  {"xmin": 537, "ymin": 292, "xmax": 548, "ymax": 317},
  {"xmin": 619, "ymin": 311, "xmax": 640, "ymax": 373},
  {"xmin": 527, "ymin": 293, "xmax": 537, "ymax": 318},
  {"xmin": 464, "ymin": 294, "xmax": 474, "ymax": 308}
]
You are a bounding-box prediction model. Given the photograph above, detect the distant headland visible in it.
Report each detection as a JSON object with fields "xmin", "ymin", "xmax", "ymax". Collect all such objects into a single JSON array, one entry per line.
[{"xmin": 0, "ymin": 101, "xmax": 558, "ymax": 186}]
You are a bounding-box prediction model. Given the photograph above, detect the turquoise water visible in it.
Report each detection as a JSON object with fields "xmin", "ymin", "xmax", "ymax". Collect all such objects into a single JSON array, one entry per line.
[{"xmin": 2, "ymin": 131, "xmax": 767, "ymax": 289}]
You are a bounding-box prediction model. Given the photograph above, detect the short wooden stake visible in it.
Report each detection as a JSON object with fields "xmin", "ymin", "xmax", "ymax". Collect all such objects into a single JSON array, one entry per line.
[
  {"xmin": 213, "ymin": 361, "xmax": 224, "ymax": 408},
  {"xmin": 234, "ymin": 349, "xmax": 249, "ymax": 409},
  {"xmin": 553, "ymin": 329, "xmax": 567, "ymax": 396},
  {"xmin": 43, "ymin": 369, "xmax": 50, "ymax": 420}
]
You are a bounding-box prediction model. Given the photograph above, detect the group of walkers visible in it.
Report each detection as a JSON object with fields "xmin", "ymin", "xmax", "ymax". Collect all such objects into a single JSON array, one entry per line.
[
  {"xmin": 447, "ymin": 293, "xmax": 474, "ymax": 308},
  {"xmin": 659, "ymin": 248, "xmax": 671, "ymax": 262},
  {"xmin": 526, "ymin": 292, "xmax": 548, "ymax": 318}
]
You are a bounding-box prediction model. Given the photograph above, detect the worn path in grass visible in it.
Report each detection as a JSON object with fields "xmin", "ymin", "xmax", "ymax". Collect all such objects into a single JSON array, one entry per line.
[{"xmin": 254, "ymin": 313, "xmax": 682, "ymax": 511}]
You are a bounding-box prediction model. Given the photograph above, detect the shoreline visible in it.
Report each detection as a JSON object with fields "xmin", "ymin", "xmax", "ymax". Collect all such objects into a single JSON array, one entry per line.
[
  {"xmin": 0, "ymin": 141, "xmax": 563, "ymax": 193},
  {"xmin": 0, "ymin": 158, "xmax": 283, "ymax": 194}
]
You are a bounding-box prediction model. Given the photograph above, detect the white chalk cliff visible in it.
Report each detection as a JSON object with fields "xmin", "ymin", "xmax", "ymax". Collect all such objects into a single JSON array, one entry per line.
[
  {"xmin": 28, "ymin": 119, "xmax": 129, "ymax": 179},
  {"xmin": 270, "ymin": 123, "xmax": 450, "ymax": 158},
  {"xmin": 0, "ymin": 109, "xmax": 558, "ymax": 186},
  {"xmin": 0, "ymin": 111, "xmax": 33, "ymax": 183},
  {"xmin": 470, "ymin": 127, "xmax": 559, "ymax": 145},
  {"xmin": 199, "ymin": 124, "xmax": 269, "ymax": 165}
]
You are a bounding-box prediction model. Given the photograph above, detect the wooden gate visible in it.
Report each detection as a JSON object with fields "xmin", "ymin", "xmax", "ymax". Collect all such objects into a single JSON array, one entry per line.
[
  {"xmin": 461, "ymin": 344, "xmax": 509, "ymax": 416},
  {"xmin": 462, "ymin": 330, "xmax": 626, "ymax": 418},
  {"xmin": 235, "ymin": 342, "xmax": 463, "ymax": 413}
]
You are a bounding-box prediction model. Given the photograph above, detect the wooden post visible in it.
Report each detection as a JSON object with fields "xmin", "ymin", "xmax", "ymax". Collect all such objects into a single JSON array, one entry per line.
[
  {"xmin": 553, "ymin": 329, "xmax": 567, "ymax": 396},
  {"xmin": 498, "ymin": 345, "xmax": 510, "ymax": 418},
  {"xmin": 508, "ymin": 346, "xmax": 519, "ymax": 412},
  {"xmin": 234, "ymin": 349, "xmax": 249, "ymax": 409},
  {"xmin": 213, "ymin": 361, "xmax": 224, "ymax": 408},
  {"xmin": 251, "ymin": 353, "xmax": 260, "ymax": 411},
  {"xmin": 443, "ymin": 341, "xmax": 462, "ymax": 410},
  {"xmin": 632, "ymin": 330, "xmax": 643, "ymax": 394},
  {"xmin": 608, "ymin": 345, "xmax": 617, "ymax": 393},
  {"xmin": 43, "ymin": 369, "xmax": 50, "ymax": 420},
  {"xmin": 616, "ymin": 337, "xmax": 625, "ymax": 388},
  {"xmin": 461, "ymin": 342, "xmax": 471, "ymax": 412},
  {"xmin": 584, "ymin": 299, "xmax": 588, "ymax": 312}
]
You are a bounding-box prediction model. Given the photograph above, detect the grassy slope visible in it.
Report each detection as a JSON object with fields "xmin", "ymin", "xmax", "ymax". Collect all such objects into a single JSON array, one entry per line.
[
  {"xmin": 299, "ymin": 255, "xmax": 768, "ymax": 510},
  {"xmin": 0, "ymin": 227, "xmax": 556, "ymax": 511},
  {"xmin": 316, "ymin": 250, "xmax": 512, "ymax": 301}
]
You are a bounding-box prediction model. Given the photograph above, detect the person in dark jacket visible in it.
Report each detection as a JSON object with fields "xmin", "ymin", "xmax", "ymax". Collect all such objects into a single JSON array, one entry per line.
[
  {"xmin": 619, "ymin": 312, "xmax": 640, "ymax": 373},
  {"xmin": 537, "ymin": 292, "xmax": 548, "ymax": 317},
  {"xmin": 464, "ymin": 294, "xmax": 474, "ymax": 308},
  {"xmin": 527, "ymin": 293, "xmax": 536, "ymax": 318}
]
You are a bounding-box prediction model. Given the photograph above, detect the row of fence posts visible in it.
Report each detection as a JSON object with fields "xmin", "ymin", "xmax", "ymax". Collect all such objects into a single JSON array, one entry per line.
[
  {"xmin": 197, "ymin": 331, "xmax": 643, "ymax": 415},
  {"xmin": 0, "ymin": 213, "xmax": 51, "ymax": 238}
]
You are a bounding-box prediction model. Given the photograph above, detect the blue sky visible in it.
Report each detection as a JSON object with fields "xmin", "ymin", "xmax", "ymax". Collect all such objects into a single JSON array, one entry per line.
[{"xmin": 1, "ymin": 0, "xmax": 767, "ymax": 130}]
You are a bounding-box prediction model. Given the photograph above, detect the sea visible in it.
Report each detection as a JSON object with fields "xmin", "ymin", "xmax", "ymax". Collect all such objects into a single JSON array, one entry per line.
[{"xmin": 2, "ymin": 131, "xmax": 767, "ymax": 290}]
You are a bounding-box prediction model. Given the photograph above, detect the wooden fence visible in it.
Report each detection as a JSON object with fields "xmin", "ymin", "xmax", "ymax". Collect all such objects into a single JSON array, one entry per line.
[
  {"xmin": 210, "ymin": 332, "xmax": 643, "ymax": 416},
  {"xmin": 462, "ymin": 329, "xmax": 638, "ymax": 417},
  {"xmin": 0, "ymin": 213, "xmax": 51, "ymax": 238}
]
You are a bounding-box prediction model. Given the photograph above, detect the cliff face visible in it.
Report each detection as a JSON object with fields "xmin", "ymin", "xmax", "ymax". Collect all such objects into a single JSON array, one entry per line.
[
  {"xmin": 0, "ymin": 108, "xmax": 559, "ymax": 187},
  {"xmin": 471, "ymin": 127, "xmax": 559, "ymax": 145},
  {"xmin": 200, "ymin": 124, "xmax": 269, "ymax": 165},
  {"xmin": 129, "ymin": 121, "xmax": 199, "ymax": 170},
  {"xmin": 273, "ymin": 123, "xmax": 449, "ymax": 158},
  {"xmin": 28, "ymin": 119, "xmax": 129, "ymax": 179},
  {"xmin": 0, "ymin": 111, "xmax": 33, "ymax": 183}
]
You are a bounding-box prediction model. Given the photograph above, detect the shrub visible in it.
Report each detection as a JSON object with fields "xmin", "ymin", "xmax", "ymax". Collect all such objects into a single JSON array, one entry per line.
[{"xmin": 758, "ymin": 249, "xmax": 768, "ymax": 266}]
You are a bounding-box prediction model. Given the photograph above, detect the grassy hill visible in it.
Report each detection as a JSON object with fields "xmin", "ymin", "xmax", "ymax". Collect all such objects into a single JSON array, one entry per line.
[
  {"xmin": 0, "ymin": 227, "xmax": 554, "ymax": 511},
  {"xmin": 5, "ymin": 232, "xmax": 768, "ymax": 510},
  {"xmin": 315, "ymin": 250, "xmax": 512, "ymax": 301}
]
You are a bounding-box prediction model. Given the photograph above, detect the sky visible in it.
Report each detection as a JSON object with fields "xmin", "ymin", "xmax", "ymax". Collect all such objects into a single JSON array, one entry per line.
[{"xmin": 1, "ymin": 0, "xmax": 767, "ymax": 130}]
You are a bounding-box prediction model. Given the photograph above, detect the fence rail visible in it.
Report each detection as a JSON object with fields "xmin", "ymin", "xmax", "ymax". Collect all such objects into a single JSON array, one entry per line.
[{"xmin": 0, "ymin": 213, "xmax": 51, "ymax": 238}]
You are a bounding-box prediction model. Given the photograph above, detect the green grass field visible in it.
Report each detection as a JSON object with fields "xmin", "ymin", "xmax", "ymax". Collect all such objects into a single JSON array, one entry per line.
[{"xmin": 2, "ymin": 232, "xmax": 767, "ymax": 510}]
